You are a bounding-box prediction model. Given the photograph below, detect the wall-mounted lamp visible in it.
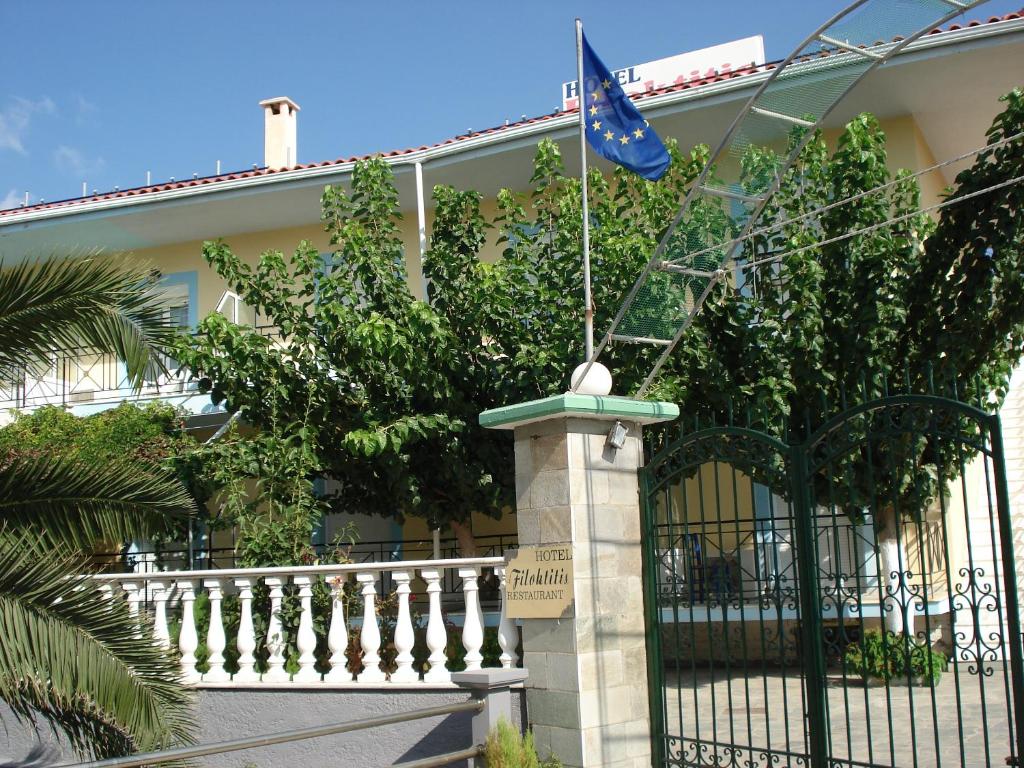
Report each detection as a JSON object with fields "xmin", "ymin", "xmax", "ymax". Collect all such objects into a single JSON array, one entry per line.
[{"xmin": 606, "ymin": 420, "xmax": 628, "ymax": 450}]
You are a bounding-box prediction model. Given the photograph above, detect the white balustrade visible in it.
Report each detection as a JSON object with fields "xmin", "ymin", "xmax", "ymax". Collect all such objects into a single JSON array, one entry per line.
[
  {"xmin": 324, "ymin": 575, "xmax": 350, "ymax": 682},
  {"xmin": 149, "ymin": 580, "xmax": 171, "ymax": 650},
  {"xmin": 176, "ymin": 579, "xmax": 201, "ymax": 683},
  {"xmin": 293, "ymin": 576, "xmax": 320, "ymax": 683},
  {"xmin": 495, "ymin": 566, "xmax": 518, "ymax": 669},
  {"xmin": 459, "ymin": 567, "xmax": 484, "ymax": 671},
  {"xmin": 421, "ymin": 568, "xmax": 450, "ymax": 683},
  {"xmin": 390, "ymin": 571, "xmax": 417, "ymax": 683},
  {"xmin": 233, "ymin": 578, "xmax": 259, "ymax": 683},
  {"xmin": 88, "ymin": 556, "xmax": 514, "ymax": 688},
  {"xmin": 203, "ymin": 578, "xmax": 229, "ymax": 682},
  {"xmin": 121, "ymin": 581, "xmax": 141, "ymax": 619},
  {"xmin": 356, "ymin": 572, "xmax": 386, "ymax": 684},
  {"xmin": 263, "ymin": 577, "xmax": 289, "ymax": 682}
]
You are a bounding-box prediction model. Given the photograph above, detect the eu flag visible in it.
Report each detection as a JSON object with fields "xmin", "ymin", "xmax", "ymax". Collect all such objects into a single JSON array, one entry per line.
[{"xmin": 581, "ymin": 33, "xmax": 671, "ymax": 181}]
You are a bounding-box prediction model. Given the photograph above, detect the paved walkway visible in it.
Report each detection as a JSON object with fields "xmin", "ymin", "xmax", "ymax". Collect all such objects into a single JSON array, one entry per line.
[{"xmin": 663, "ymin": 665, "xmax": 1016, "ymax": 767}]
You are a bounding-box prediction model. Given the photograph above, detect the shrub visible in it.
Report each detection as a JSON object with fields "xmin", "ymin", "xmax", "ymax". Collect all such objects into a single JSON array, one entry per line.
[
  {"xmin": 843, "ymin": 630, "xmax": 947, "ymax": 686},
  {"xmin": 484, "ymin": 718, "xmax": 562, "ymax": 768}
]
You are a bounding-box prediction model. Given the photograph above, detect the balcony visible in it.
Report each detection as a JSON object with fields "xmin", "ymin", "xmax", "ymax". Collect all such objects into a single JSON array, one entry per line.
[{"xmin": 0, "ymin": 348, "xmax": 200, "ymax": 414}]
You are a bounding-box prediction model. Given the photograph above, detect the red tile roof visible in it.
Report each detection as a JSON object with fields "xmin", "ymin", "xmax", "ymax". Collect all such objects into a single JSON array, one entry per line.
[{"xmin": 2, "ymin": 8, "xmax": 1021, "ymax": 220}]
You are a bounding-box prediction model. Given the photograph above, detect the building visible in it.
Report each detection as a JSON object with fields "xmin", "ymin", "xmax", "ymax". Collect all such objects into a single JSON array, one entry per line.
[{"xmin": 0, "ymin": 9, "xmax": 1022, "ymax": 570}]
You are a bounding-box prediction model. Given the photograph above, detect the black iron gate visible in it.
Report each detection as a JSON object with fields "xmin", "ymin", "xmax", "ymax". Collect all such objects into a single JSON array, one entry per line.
[{"xmin": 641, "ymin": 394, "xmax": 1024, "ymax": 768}]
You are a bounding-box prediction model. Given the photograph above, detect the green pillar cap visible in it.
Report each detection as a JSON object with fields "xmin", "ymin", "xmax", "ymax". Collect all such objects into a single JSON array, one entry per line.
[{"xmin": 479, "ymin": 393, "xmax": 679, "ymax": 430}]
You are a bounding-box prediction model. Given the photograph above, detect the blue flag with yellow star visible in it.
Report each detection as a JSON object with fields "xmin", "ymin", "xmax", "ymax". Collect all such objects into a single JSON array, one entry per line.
[{"xmin": 581, "ymin": 33, "xmax": 670, "ymax": 181}]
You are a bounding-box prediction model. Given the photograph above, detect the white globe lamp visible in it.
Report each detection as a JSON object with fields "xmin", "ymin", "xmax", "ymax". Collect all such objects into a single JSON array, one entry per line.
[{"xmin": 571, "ymin": 361, "xmax": 613, "ymax": 396}]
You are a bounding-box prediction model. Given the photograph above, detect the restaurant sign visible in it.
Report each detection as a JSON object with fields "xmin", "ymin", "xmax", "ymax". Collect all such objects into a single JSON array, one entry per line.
[{"xmin": 505, "ymin": 545, "xmax": 574, "ymax": 619}]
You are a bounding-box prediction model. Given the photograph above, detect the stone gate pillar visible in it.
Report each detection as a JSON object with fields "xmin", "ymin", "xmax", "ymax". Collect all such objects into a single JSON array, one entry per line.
[{"xmin": 481, "ymin": 393, "xmax": 678, "ymax": 768}]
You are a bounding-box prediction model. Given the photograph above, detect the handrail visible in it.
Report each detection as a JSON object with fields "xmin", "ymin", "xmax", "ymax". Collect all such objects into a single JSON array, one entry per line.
[
  {"xmin": 54, "ymin": 699, "xmax": 483, "ymax": 767},
  {"xmin": 88, "ymin": 555, "xmax": 505, "ymax": 582}
]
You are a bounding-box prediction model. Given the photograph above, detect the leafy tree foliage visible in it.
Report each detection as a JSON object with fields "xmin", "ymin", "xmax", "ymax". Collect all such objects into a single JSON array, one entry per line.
[
  {"xmin": 182, "ymin": 140, "xmax": 703, "ymax": 549},
  {"xmin": 183, "ymin": 92, "xmax": 1024, "ymax": 553}
]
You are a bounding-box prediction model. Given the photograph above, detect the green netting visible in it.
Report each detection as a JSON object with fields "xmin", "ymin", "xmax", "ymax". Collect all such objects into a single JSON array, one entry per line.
[
  {"xmin": 820, "ymin": 0, "xmax": 960, "ymax": 51},
  {"xmin": 752, "ymin": 58, "xmax": 872, "ymax": 130},
  {"xmin": 612, "ymin": 0, "xmax": 975, "ymax": 349}
]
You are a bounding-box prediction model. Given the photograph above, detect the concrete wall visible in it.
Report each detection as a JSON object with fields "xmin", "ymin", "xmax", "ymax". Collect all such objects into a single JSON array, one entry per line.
[{"xmin": 0, "ymin": 687, "xmax": 525, "ymax": 767}]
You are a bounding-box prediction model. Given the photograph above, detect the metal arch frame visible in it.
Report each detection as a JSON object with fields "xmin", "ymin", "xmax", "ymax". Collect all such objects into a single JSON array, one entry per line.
[{"xmin": 573, "ymin": 0, "xmax": 990, "ymax": 398}]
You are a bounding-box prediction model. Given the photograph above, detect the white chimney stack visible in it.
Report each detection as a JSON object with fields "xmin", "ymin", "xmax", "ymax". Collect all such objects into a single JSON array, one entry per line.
[{"xmin": 259, "ymin": 96, "xmax": 300, "ymax": 170}]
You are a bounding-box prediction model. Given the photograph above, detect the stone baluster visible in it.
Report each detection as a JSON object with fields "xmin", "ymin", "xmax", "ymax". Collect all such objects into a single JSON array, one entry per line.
[
  {"xmin": 356, "ymin": 572, "xmax": 386, "ymax": 683},
  {"xmin": 390, "ymin": 571, "xmax": 417, "ymax": 683},
  {"xmin": 233, "ymin": 578, "xmax": 259, "ymax": 683},
  {"xmin": 149, "ymin": 580, "xmax": 171, "ymax": 650},
  {"xmin": 293, "ymin": 576, "xmax": 320, "ymax": 683},
  {"xmin": 324, "ymin": 575, "xmax": 350, "ymax": 682},
  {"xmin": 176, "ymin": 579, "xmax": 200, "ymax": 683},
  {"xmin": 421, "ymin": 568, "xmax": 450, "ymax": 683},
  {"xmin": 263, "ymin": 577, "xmax": 289, "ymax": 682},
  {"xmin": 203, "ymin": 578, "xmax": 229, "ymax": 682},
  {"xmin": 459, "ymin": 567, "xmax": 483, "ymax": 671},
  {"xmin": 121, "ymin": 581, "xmax": 141, "ymax": 619},
  {"xmin": 495, "ymin": 566, "xmax": 518, "ymax": 669}
]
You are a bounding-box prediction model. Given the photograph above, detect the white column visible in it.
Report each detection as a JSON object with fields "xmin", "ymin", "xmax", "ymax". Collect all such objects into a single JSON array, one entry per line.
[
  {"xmin": 149, "ymin": 580, "xmax": 171, "ymax": 651},
  {"xmin": 460, "ymin": 567, "xmax": 483, "ymax": 671},
  {"xmin": 263, "ymin": 577, "xmax": 289, "ymax": 682},
  {"xmin": 421, "ymin": 568, "xmax": 450, "ymax": 684},
  {"xmin": 356, "ymin": 572, "xmax": 386, "ymax": 683},
  {"xmin": 390, "ymin": 571, "xmax": 418, "ymax": 683},
  {"xmin": 414, "ymin": 160, "xmax": 429, "ymax": 299},
  {"xmin": 293, "ymin": 576, "xmax": 320, "ymax": 683},
  {"xmin": 233, "ymin": 578, "xmax": 259, "ymax": 683},
  {"xmin": 495, "ymin": 566, "xmax": 518, "ymax": 669},
  {"xmin": 176, "ymin": 579, "xmax": 200, "ymax": 683},
  {"xmin": 121, "ymin": 581, "xmax": 141, "ymax": 619},
  {"xmin": 325, "ymin": 575, "xmax": 351, "ymax": 682},
  {"xmin": 203, "ymin": 578, "xmax": 229, "ymax": 682}
]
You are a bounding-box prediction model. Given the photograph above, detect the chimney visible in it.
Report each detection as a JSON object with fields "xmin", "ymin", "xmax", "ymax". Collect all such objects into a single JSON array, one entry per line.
[{"xmin": 259, "ymin": 96, "xmax": 300, "ymax": 170}]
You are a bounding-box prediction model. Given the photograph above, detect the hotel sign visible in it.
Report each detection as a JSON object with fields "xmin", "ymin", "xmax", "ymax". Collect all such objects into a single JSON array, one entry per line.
[
  {"xmin": 562, "ymin": 35, "xmax": 765, "ymax": 111},
  {"xmin": 505, "ymin": 545, "xmax": 574, "ymax": 619}
]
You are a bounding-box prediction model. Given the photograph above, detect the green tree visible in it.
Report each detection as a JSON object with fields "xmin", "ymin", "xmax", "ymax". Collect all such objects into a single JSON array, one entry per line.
[
  {"xmin": 182, "ymin": 92, "xmax": 1024, "ymax": 569},
  {"xmin": 0, "ymin": 257, "xmax": 196, "ymax": 758},
  {"xmin": 180, "ymin": 139, "xmax": 703, "ymax": 553}
]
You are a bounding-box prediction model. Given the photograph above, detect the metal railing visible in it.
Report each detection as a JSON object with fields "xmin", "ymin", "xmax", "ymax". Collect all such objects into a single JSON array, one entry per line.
[
  {"xmin": 55, "ymin": 700, "xmax": 484, "ymax": 768},
  {"xmin": 0, "ymin": 325, "xmax": 281, "ymax": 411}
]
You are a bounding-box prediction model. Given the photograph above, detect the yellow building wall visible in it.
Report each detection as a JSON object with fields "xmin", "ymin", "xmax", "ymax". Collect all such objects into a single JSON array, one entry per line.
[
  {"xmin": 128, "ymin": 114, "xmax": 944, "ymax": 329},
  {"xmin": 119, "ymin": 114, "xmax": 946, "ymax": 553}
]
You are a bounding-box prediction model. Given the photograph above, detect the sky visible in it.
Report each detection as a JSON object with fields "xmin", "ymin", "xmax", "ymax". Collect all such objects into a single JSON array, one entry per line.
[{"xmin": 1, "ymin": 0, "xmax": 1021, "ymax": 210}]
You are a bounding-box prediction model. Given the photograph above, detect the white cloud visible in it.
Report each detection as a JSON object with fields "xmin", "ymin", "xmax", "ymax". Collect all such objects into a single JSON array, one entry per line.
[
  {"xmin": 0, "ymin": 96, "xmax": 56, "ymax": 154},
  {"xmin": 0, "ymin": 189, "xmax": 24, "ymax": 210},
  {"xmin": 53, "ymin": 145, "xmax": 104, "ymax": 177}
]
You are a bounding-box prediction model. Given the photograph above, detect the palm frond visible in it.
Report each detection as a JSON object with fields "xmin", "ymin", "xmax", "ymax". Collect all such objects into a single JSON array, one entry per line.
[
  {"xmin": 0, "ymin": 455, "xmax": 195, "ymax": 550},
  {"xmin": 0, "ymin": 531, "xmax": 195, "ymax": 758},
  {"xmin": 0, "ymin": 256, "xmax": 179, "ymax": 388}
]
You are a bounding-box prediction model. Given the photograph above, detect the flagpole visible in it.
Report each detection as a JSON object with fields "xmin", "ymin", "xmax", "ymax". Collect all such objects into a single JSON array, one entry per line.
[{"xmin": 575, "ymin": 17, "xmax": 594, "ymax": 361}]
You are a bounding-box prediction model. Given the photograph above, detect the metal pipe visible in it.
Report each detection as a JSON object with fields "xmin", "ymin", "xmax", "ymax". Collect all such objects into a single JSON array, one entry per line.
[
  {"xmin": 55, "ymin": 700, "xmax": 483, "ymax": 768},
  {"xmin": 394, "ymin": 745, "xmax": 485, "ymax": 768},
  {"xmin": 415, "ymin": 160, "xmax": 430, "ymax": 299},
  {"xmin": 575, "ymin": 17, "xmax": 594, "ymax": 360},
  {"xmin": 818, "ymin": 33, "xmax": 885, "ymax": 59}
]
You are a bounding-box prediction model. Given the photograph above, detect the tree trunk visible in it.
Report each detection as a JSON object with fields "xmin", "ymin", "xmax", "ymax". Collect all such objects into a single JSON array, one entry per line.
[
  {"xmin": 450, "ymin": 519, "xmax": 478, "ymax": 558},
  {"xmin": 876, "ymin": 504, "xmax": 913, "ymax": 636}
]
